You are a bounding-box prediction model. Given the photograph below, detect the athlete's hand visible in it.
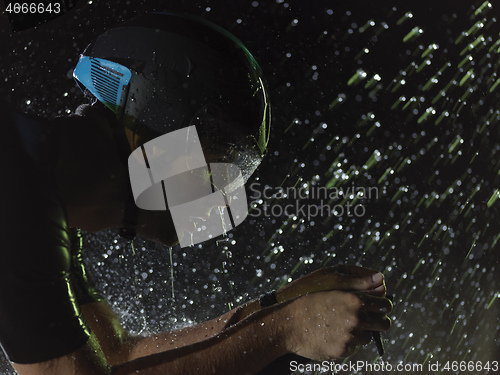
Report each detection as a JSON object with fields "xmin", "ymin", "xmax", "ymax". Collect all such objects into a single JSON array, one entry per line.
[
  {"xmin": 279, "ymin": 290, "xmax": 391, "ymax": 360},
  {"xmin": 273, "ymin": 265, "xmax": 391, "ymax": 360},
  {"xmin": 276, "ymin": 264, "xmax": 387, "ymax": 304}
]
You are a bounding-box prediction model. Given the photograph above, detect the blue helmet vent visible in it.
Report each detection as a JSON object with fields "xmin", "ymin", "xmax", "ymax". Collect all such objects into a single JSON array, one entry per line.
[
  {"xmin": 91, "ymin": 59, "xmax": 122, "ymax": 112},
  {"xmin": 73, "ymin": 56, "xmax": 132, "ymax": 114}
]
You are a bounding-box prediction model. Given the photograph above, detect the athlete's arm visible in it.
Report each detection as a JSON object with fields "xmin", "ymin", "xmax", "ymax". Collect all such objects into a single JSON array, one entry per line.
[
  {"xmin": 116, "ymin": 265, "xmax": 389, "ymax": 361},
  {"xmin": 12, "ymin": 265, "xmax": 390, "ymax": 375},
  {"xmin": 22, "ymin": 266, "xmax": 388, "ymax": 375},
  {"xmin": 14, "ymin": 301, "xmax": 287, "ymax": 375},
  {"xmin": 116, "ymin": 287, "xmax": 390, "ymax": 374}
]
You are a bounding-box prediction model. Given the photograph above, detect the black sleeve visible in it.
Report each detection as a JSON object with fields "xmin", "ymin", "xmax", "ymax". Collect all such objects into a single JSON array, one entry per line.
[
  {"xmin": 69, "ymin": 227, "xmax": 104, "ymax": 306},
  {"xmin": 0, "ymin": 107, "xmax": 92, "ymax": 364}
]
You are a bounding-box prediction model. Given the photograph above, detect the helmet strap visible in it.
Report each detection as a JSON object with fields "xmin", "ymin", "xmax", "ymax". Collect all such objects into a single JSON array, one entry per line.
[
  {"xmin": 118, "ymin": 140, "xmax": 138, "ymax": 241},
  {"xmin": 100, "ymin": 103, "xmax": 139, "ymax": 241},
  {"xmin": 119, "ymin": 189, "xmax": 138, "ymax": 241}
]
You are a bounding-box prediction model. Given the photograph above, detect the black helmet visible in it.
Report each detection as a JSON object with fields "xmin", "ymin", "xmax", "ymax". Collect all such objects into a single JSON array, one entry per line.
[{"xmin": 73, "ymin": 12, "xmax": 270, "ymax": 181}]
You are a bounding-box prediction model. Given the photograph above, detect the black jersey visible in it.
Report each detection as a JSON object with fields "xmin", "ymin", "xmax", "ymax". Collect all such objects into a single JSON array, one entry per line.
[{"xmin": 0, "ymin": 104, "xmax": 98, "ymax": 364}]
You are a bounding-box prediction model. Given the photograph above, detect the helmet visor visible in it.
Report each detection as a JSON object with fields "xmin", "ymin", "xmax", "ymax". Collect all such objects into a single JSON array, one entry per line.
[{"xmin": 188, "ymin": 105, "xmax": 265, "ymax": 189}]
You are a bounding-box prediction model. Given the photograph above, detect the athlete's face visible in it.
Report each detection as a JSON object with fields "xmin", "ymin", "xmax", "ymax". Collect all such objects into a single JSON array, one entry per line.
[
  {"xmin": 138, "ymin": 173, "xmax": 230, "ymax": 246},
  {"xmin": 133, "ymin": 139, "xmax": 232, "ymax": 247}
]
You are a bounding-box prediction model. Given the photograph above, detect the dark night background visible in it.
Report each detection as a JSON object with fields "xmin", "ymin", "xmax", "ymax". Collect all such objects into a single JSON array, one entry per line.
[{"xmin": 1, "ymin": 1, "xmax": 499, "ymax": 374}]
